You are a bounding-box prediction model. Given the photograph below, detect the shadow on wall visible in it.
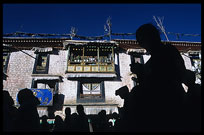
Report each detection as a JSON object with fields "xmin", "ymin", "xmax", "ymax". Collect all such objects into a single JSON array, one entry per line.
[
  {"xmin": 3, "ymin": 72, "xmax": 8, "ymax": 80},
  {"xmin": 47, "ymin": 93, "xmax": 65, "ymax": 118},
  {"xmin": 115, "ymin": 52, "xmax": 122, "ymax": 81},
  {"xmin": 52, "ymin": 48, "xmax": 59, "ymax": 55}
]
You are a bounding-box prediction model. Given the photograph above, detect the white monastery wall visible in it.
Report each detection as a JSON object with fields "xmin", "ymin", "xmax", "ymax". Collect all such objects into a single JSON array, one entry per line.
[
  {"xmin": 3, "ymin": 49, "xmax": 194, "ymax": 116},
  {"xmin": 3, "ymin": 50, "xmax": 35, "ymax": 103},
  {"xmin": 49, "ymin": 50, "xmax": 67, "ymax": 75}
]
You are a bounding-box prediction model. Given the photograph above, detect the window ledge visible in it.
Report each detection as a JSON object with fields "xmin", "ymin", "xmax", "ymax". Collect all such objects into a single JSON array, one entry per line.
[{"xmin": 31, "ymin": 74, "xmax": 61, "ymax": 81}]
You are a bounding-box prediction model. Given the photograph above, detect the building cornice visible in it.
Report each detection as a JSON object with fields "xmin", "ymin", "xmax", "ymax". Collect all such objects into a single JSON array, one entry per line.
[
  {"xmin": 113, "ymin": 39, "xmax": 201, "ymax": 52},
  {"xmin": 3, "ymin": 37, "xmax": 201, "ymax": 51},
  {"xmin": 3, "ymin": 37, "xmax": 66, "ymax": 43}
]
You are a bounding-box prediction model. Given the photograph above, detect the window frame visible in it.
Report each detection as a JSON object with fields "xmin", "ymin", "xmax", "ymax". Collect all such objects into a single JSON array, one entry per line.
[
  {"xmin": 67, "ymin": 45, "xmax": 115, "ymax": 73},
  {"xmin": 33, "ymin": 53, "xmax": 50, "ymax": 74},
  {"xmin": 31, "ymin": 79, "xmax": 59, "ymax": 94},
  {"xmin": 77, "ymin": 80, "xmax": 105, "ymax": 103},
  {"xmin": 3, "ymin": 52, "xmax": 10, "ymax": 74}
]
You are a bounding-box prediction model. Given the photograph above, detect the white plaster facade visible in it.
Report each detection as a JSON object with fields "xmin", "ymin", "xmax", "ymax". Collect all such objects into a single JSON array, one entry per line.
[
  {"xmin": 3, "ymin": 39, "xmax": 200, "ymax": 118},
  {"xmin": 3, "ymin": 47, "xmax": 135, "ymax": 117}
]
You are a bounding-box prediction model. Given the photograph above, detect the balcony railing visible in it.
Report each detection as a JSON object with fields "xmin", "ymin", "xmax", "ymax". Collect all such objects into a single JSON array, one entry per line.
[
  {"xmin": 67, "ymin": 45, "xmax": 115, "ymax": 73},
  {"xmin": 67, "ymin": 63, "xmax": 115, "ymax": 73}
]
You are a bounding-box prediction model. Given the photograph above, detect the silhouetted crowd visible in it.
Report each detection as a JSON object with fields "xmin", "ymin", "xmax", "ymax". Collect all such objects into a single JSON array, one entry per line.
[
  {"xmin": 3, "ymin": 89, "xmax": 121, "ymax": 132},
  {"xmin": 3, "ymin": 24, "xmax": 201, "ymax": 132}
]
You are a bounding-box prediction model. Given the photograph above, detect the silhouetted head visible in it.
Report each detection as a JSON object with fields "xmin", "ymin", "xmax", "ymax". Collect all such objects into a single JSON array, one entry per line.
[
  {"xmin": 76, "ymin": 104, "xmax": 85, "ymax": 115},
  {"xmin": 136, "ymin": 23, "xmax": 161, "ymax": 53},
  {"xmin": 55, "ymin": 115, "xmax": 63, "ymax": 125},
  {"xmin": 71, "ymin": 113, "xmax": 78, "ymax": 119},
  {"xmin": 112, "ymin": 112, "xmax": 119, "ymax": 119},
  {"xmin": 65, "ymin": 107, "xmax": 71, "ymax": 116},
  {"xmin": 115, "ymin": 86, "xmax": 129, "ymax": 99},
  {"xmin": 98, "ymin": 110, "xmax": 106, "ymax": 119},
  {"xmin": 17, "ymin": 88, "xmax": 40, "ymax": 106},
  {"xmin": 41, "ymin": 115, "xmax": 48, "ymax": 123},
  {"xmin": 100, "ymin": 110, "xmax": 106, "ymax": 117}
]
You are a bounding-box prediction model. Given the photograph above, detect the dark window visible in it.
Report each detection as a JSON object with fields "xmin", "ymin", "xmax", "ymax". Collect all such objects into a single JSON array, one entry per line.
[
  {"xmin": 77, "ymin": 80, "xmax": 105, "ymax": 103},
  {"xmin": 189, "ymin": 53, "xmax": 200, "ymax": 59},
  {"xmin": 130, "ymin": 54, "xmax": 144, "ymax": 86},
  {"xmin": 33, "ymin": 53, "xmax": 50, "ymax": 74},
  {"xmin": 189, "ymin": 53, "xmax": 200, "ymax": 65},
  {"xmin": 3, "ymin": 53, "xmax": 10, "ymax": 74},
  {"xmin": 130, "ymin": 54, "xmax": 144, "ymax": 64}
]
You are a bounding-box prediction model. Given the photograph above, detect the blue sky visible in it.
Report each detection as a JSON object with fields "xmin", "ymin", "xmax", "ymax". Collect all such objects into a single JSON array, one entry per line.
[{"xmin": 3, "ymin": 4, "xmax": 201, "ymax": 42}]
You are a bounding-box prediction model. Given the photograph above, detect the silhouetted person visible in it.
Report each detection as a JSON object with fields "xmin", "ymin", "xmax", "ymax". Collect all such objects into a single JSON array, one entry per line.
[
  {"xmin": 183, "ymin": 70, "xmax": 201, "ymax": 132},
  {"xmin": 96, "ymin": 110, "xmax": 109, "ymax": 132},
  {"xmin": 115, "ymin": 86, "xmax": 130, "ymax": 118},
  {"xmin": 40, "ymin": 115, "xmax": 50, "ymax": 132},
  {"xmin": 109, "ymin": 112, "xmax": 121, "ymax": 132},
  {"xmin": 134, "ymin": 23, "xmax": 186, "ymax": 102},
  {"xmin": 70, "ymin": 112, "xmax": 78, "ymax": 132},
  {"xmin": 64, "ymin": 107, "xmax": 72, "ymax": 131},
  {"xmin": 3, "ymin": 91, "xmax": 18, "ymax": 132},
  {"xmin": 15, "ymin": 88, "xmax": 41, "ymax": 132},
  {"xmin": 53, "ymin": 115, "xmax": 64, "ymax": 132},
  {"xmin": 127, "ymin": 23, "xmax": 187, "ymax": 132},
  {"xmin": 115, "ymin": 85, "xmax": 138, "ymax": 131},
  {"xmin": 47, "ymin": 106, "xmax": 55, "ymax": 119},
  {"xmin": 76, "ymin": 105, "xmax": 89, "ymax": 132}
]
